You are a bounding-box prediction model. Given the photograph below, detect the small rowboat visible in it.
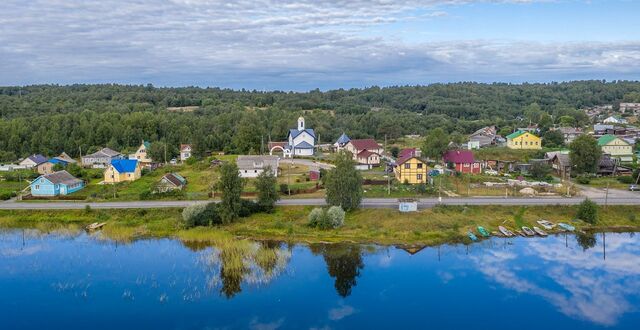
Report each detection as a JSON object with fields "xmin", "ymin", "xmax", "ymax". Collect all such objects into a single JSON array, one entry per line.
[
  {"xmin": 522, "ymin": 226, "xmax": 535, "ymax": 236},
  {"xmin": 477, "ymin": 226, "xmax": 491, "ymax": 238},
  {"xmin": 86, "ymin": 222, "xmax": 106, "ymax": 231},
  {"xmin": 467, "ymin": 231, "xmax": 478, "ymax": 242},
  {"xmin": 498, "ymin": 226, "xmax": 514, "ymax": 237},
  {"xmin": 536, "ymin": 220, "xmax": 555, "ymax": 230},
  {"xmin": 558, "ymin": 223, "xmax": 575, "ymax": 232},
  {"xmin": 515, "ymin": 230, "xmax": 526, "ymax": 237},
  {"xmin": 533, "ymin": 226, "xmax": 548, "ymax": 237}
]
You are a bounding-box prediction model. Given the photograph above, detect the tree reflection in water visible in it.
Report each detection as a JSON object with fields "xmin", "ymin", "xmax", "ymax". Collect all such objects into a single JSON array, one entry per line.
[
  {"xmin": 575, "ymin": 232, "xmax": 597, "ymax": 251},
  {"xmin": 310, "ymin": 243, "xmax": 364, "ymax": 298},
  {"xmin": 190, "ymin": 238, "xmax": 291, "ymax": 299}
]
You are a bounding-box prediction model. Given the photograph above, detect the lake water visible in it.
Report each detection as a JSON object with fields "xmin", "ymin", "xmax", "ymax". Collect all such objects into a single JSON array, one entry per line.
[{"xmin": 1, "ymin": 229, "xmax": 639, "ymax": 329}]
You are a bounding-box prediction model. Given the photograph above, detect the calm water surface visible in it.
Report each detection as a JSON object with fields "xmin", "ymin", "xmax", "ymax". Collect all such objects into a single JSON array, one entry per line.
[{"xmin": 1, "ymin": 229, "xmax": 639, "ymax": 329}]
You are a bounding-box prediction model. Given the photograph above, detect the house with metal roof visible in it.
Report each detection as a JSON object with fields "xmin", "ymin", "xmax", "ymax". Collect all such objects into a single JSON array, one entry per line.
[
  {"xmin": 129, "ymin": 140, "xmax": 153, "ymax": 166},
  {"xmin": 104, "ymin": 159, "xmax": 141, "ymax": 183},
  {"xmin": 286, "ymin": 117, "xmax": 316, "ymax": 157},
  {"xmin": 333, "ymin": 133, "xmax": 351, "ymax": 151},
  {"xmin": 82, "ymin": 147, "xmax": 123, "ymax": 168},
  {"xmin": 237, "ymin": 155, "xmax": 280, "ymax": 178},
  {"xmin": 394, "ymin": 149, "xmax": 428, "ymax": 184},
  {"xmin": 156, "ymin": 173, "xmax": 187, "ymax": 192},
  {"xmin": 506, "ymin": 130, "xmax": 542, "ymax": 150},
  {"xmin": 443, "ymin": 150, "xmax": 481, "ymax": 174},
  {"xmin": 30, "ymin": 170, "xmax": 84, "ymax": 196},
  {"xmin": 598, "ymin": 134, "xmax": 634, "ymax": 162},
  {"xmin": 18, "ymin": 154, "xmax": 48, "ymax": 168}
]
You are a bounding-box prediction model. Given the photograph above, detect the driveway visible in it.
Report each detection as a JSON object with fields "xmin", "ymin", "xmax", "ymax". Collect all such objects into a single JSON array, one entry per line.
[{"xmin": 286, "ymin": 158, "xmax": 334, "ymax": 170}]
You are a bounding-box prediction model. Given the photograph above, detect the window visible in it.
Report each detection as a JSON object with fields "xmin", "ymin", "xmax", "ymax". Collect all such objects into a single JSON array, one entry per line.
[
  {"xmin": 417, "ymin": 174, "xmax": 423, "ymax": 180},
  {"xmin": 404, "ymin": 163, "xmax": 410, "ymax": 169},
  {"xmin": 417, "ymin": 163, "xmax": 423, "ymax": 169},
  {"xmin": 35, "ymin": 185, "xmax": 40, "ymax": 190}
]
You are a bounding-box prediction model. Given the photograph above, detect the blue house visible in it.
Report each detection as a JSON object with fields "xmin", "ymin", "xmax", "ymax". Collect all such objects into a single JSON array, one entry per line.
[{"xmin": 30, "ymin": 170, "xmax": 85, "ymax": 197}]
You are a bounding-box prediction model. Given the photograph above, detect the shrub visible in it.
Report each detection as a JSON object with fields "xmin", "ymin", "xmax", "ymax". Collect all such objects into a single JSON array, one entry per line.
[
  {"xmin": 576, "ymin": 175, "xmax": 591, "ymax": 184},
  {"xmin": 84, "ymin": 205, "xmax": 93, "ymax": 213},
  {"xmin": 415, "ymin": 184, "xmax": 427, "ymax": 195},
  {"xmin": 617, "ymin": 176, "xmax": 634, "ymax": 184},
  {"xmin": 279, "ymin": 184, "xmax": 289, "ymax": 194},
  {"xmin": 308, "ymin": 208, "xmax": 326, "ymax": 228},
  {"xmin": 181, "ymin": 203, "xmax": 208, "ymax": 228},
  {"xmin": 576, "ymin": 198, "xmax": 598, "ymax": 224},
  {"xmin": 325, "ymin": 206, "xmax": 345, "ymax": 228},
  {"xmin": 239, "ymin": 199, "xmax": 261, "ymax": 217}
]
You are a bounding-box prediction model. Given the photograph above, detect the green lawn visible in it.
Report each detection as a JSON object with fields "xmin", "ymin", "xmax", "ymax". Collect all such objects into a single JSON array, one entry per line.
[{"xmin": 0, "ymin": 181, "xmax": 27, "ymax": 195}]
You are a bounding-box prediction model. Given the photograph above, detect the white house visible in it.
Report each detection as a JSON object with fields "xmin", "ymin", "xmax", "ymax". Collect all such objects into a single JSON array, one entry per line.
[
  {"xmin": 180, "ymin": 144, "xmax": 192, "ymax": 161},
  {"xmin": 603, "ymin": 116, "xmax": 628, "ymax": 124},
  {"xmin": 19, "ymin": 154, "xmax": 48, "ymax": 168},
  {"xmin": 237, "ymin": 155, "xmax": 280, "ymax": 178},
  {"xmin": 286, "ymin": 117, "xmax": 315, "ymax": 157}
]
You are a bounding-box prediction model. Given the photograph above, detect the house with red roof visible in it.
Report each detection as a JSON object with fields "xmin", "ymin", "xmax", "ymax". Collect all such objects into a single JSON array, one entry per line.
[
  {"xmin": 442, "ymin": 150, "xmax": 481, "ymax": 174},
  {"xmin": 344, "ymin": 139, "xmax": 384, "ymax": 167}
]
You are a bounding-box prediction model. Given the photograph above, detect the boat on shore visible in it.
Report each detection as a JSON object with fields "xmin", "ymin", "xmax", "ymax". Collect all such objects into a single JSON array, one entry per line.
[
  {"xmin": 515, "ymin": 230, "xmax": 526, "ymax": 237},
  {"xmin": 558, "ymin": 223, "xmax": 575, "ymax": 232},
  {"xmin": 536, "ymin": 220, "xmax": 555, "ymax": 230},
  {"xmin": 477, "ymin": 226, "xmax": 490, "ymax": 238},
  {"xmin": 498, "ymin": 226, "xmax": 514, "ymax": 237},
  {"xmin": 467, "ymin": 231, "xmax": 478, "ymax": 241},
  {"xmin": 522, "ymin": 226, "xmax": 535, "ymax": 236},
  {"xmin": 86, "ymin": 222, "xmax": 106, "ymax": 231},
  {"xmin": 533, "ymin": 226, "xmax": 548, "ymax": 237}
]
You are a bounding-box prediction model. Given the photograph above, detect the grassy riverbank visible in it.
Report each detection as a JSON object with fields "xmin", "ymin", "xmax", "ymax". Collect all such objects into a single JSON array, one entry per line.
[{"xmin": 1, "ymin": 205, "xmax": 639, "ymax": 246}]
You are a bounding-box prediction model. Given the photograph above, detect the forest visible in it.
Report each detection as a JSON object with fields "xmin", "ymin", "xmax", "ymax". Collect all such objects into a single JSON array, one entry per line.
[{"xmin": 1, "ymin": 81, "xmax": 640, "ymax": 162}]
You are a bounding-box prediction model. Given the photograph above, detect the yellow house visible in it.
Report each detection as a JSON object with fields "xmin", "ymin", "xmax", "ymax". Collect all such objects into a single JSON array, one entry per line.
[
  {"xmin": 131, "ymin": 140, "xmax": 153, "ymax": 166},
  {"xmin": 104, "ymin": 159, "xmax": 142, "ymax": 183},
  {"xmin": 395, "ymin": 156, "xmax": 428, "ymax": 184},
  {"xmin": 598, "ymin": 135, "xmax": 634, "ymax": 162},
  {"xmin": 506, "ymin": 130, "xmax": 542, "ymax": 150}
]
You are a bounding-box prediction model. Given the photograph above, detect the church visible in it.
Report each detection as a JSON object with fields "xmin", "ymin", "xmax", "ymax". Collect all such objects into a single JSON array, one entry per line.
[{"xmin": 286, "ymin": 117, "xmax": 316, "ymax": 156}]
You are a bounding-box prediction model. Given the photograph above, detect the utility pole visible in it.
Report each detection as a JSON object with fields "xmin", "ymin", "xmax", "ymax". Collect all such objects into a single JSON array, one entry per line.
[
  {"xmin": 605, "ymin": 181, "xmax": 610, "ymax": 210},
  {"xmin": 164, "ymin": 143, "xmax": 167, "ymax": 164}
]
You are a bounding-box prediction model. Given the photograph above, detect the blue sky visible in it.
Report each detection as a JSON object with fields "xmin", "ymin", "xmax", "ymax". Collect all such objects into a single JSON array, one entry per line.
[{"xmin": 1, "ymin": 0, "xmax": 639, "ymax": 91}]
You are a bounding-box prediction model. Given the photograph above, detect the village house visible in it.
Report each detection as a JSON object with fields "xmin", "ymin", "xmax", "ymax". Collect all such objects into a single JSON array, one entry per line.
[
  {"xmin": 394, "ymin": 148, "xmax": 428, "ymax": 184},
  {"xmin": 82, "ymin": 148, "xmax": 123, "ymax": 168},
  {"xmin": 550, "ymin": 154, "xmax": 571, "ymax": 180},
  {"xmin": 597, "ymin": 154, "xmax": 633, "ymax": 176},
  {"xmin": 30, "ymin": 170, "xmax": 84, "ymax": 197},
  {"xmin": 506, "ymin": 130, "xmax": 542, "ymax": 150},
  {"xmin": 286, "ymin": 117, "xmax": 316, "ymax": 157},
  {"xmin": 55, "ymin": 152, "xmax": 77, "ymax": 164},
  {"xmin": 333, "ymin": 133, "xmax": 351, "ymax": 151},
  {"xmin": 155, "ymin": 173, "xmax": 187, "ymax": 192},
  {"xmin": 344, "ymin": 139, "xmax": 384, "ymax": 168},
  {"xmin": 598, "ymin": 134, "xmax": 634, "ymax": 163},
  {"xmin": 104, "ymin": 159, "xmax": 142, "ymax": 183},
  {"xmin": 18, "ymin": 154, "xmax": 48, "ymax": 168},
  {"xmin": 443, "ymin": 150, "xmax": 481, "ymax": 174},
  {"xmin": 620, "ymin": 103, "xmax": 640, "ymax": 114},
  {"xmin": 237, "ymin": 155, "xmax": 279, "ymax": 178},
  {"xmin": 555, "ymin": 127, "xmax": 583, "ymax": 144},
  {"xmin": 129, "ymin": 141, "xmax": 153, "ymax": 167},
  {"xmin": 36, "ymin": 157, "xmax": 73, "ymax": 175},
  {"xmin": 467, "ymin": 126, "xmax": 498, "ymax": 149},
  {"xmin": 180, "ymin": 144, "xmax": 192, "ymax": 162}
]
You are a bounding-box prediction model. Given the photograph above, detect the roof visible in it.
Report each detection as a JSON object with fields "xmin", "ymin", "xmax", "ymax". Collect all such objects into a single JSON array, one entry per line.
[
  {"xmin": 597, "ymin": 134, "xmax": 628, "ymax": 146},
  {"xmin": 594, "ymin": 124, "xmax": 614, "ymax": 131},
  {"xmin": 84, "ymin": 147, "xmax": 121, "ymax": 158},
  {"xmin": 357, "ymin": 150, "xmax": 379, "ymax": 158},
  {"xmin": 335, "ymin": 133, "xmax": 351, "ymax": 145},
  {"xmin": 443, "ymin": 150, "xmax": 476, "ymax": 164},
  {"xmin": 162, "ymin": 173, "xmax": 187, "ymax": 187},
  {"xmin": 26, "ymin": 154, "xmax": 48, "ymax": 165},
  {"xmin": 552, "ymin": 154, "xmax": 571, "ymax": 167},
  {"xmin": 39, "ymin": 170, "xmax": 82, "ymax": 185},
  {"xmin": 236, "ymin": 155, "xmax": 279, "ymax": 171},
  {"xmin": 110, "ymin": 159, "xmax": 139, "ymax": 173},
  {"xmin": 398, "ymin": 148, "xmax": 416, "ymax": 159},
  {"xmin": 142, "ymin": 141, "xmax": 151, "ymax": 149},
  {"xmin": 348, "ymin": 139, "xmax": 381, "ymax": 151},
  {"xmin": 57, "ymin": 152, "xmax": 77, "ymax": 163},
  {"xmin": 48, "ymin": 158, "xmax": 70, "ymax": 165},
  {"xmin": 288, "ymin": 128, "xmax": 316, "ymax": 139},
  {"xmin": 294, "ymin": 141, "xmax": 314, "ymax": 149},
  {"xmin": 180, "ymin": 144, "xmax": 192, "ymax": 151},
  {"xmin": 557, "ymin": 127, "xmax": 582, "ymax": 134}
]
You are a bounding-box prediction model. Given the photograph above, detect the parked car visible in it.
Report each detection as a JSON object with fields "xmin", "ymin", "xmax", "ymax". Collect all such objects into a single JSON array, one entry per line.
[{"xmin": 629, "ymin": 184, "xmax": 640, "ymax": 191}]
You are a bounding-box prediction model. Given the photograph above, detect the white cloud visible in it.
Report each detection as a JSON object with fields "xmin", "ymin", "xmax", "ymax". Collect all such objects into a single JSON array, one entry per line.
[
  {"xmin": 0, "ymin": 1, "xmax": 638, "ymax": 89},
  {"xmin": 328, "ymin": 303, "xmax": 356, "ymax": 321}
]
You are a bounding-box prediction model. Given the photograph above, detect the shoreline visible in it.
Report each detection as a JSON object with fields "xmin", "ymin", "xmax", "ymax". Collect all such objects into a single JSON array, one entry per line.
[{"xmin": 1, "ymin": 205, "xmax": 639, "ymax": 246}]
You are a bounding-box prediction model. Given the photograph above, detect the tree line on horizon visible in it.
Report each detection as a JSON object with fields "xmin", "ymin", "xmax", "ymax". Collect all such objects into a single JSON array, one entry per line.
[{"xmin": 1, "ymin": 81, "xmax": 640, "ymax": 162}]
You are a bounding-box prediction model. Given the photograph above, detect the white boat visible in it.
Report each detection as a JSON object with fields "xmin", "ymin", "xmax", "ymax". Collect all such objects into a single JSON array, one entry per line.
[
  {"xmin": 498, "ymin": 226, "xmax": 514, "ymax": 237},
  {"xmin": 522, "ymin": 226, "xmax": 535, "ymax": 236},
  {"xmin": 536, "ymin": 220, "xmax": 555, "ymax": 230},
  {"xmin": 86, "ymin": 222, "xmax": 106, "ymax": 231},
  {"xmin": 533, "ymin": 226, "xmax": 548, "ymax": 237}
]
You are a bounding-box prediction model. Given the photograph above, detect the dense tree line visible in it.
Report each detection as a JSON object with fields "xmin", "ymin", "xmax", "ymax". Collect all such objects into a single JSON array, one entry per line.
[{"xmin": 1, "ymin": 81, "xmax": 639, "ymax": 161}]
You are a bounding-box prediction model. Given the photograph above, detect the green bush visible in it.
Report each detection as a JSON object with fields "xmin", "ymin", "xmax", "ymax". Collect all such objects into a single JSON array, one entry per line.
[
  {"xmin": 181, "ymin": 203, "xmax": 222, "ymax": 228},
  {"xmin": 308, "ymin": 208, "xmax": 326, "ymax": 228},
  {"xmin": 279, "ymin": 184, "xmax": 289, "ymax": 194},
  {"xmin": 308, "ymin": 206, "xmax": 345, "ymax": 229},
  {"xmin": 576, "ymin": 175, "xmax": 591, "ymax": 184},
  {"xmin": 617, "ymin": 176, "xmax": 634, "ymax": 184},
  {"xmin": 576, "ymin": 198, "xmax": 598, "ymax": 224},
  {"xmin": 326, "ymin": 206, "xmax": 345, "ymax": 228},
  {"xmin": 0, "ymin": 192, "xmax": 17, "ymax": 200}
]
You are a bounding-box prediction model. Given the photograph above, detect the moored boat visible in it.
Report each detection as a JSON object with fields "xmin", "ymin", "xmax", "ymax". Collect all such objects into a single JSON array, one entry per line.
[
  {"xmin": 558, "ymin": 223, "xmax": 575, "ymax": 231},
  {"xmin": 477, "ymin": 226, "xmax": 490, "ymax": 238},
  {"xmin": 515, "ymin": 230, "xmax": 526, "ymax": 237},
  {"xmin": 467, "ymin": 231, "xmax": 478, "ymax": 241},
  {"xmin": 498, "ymin": 226, "xmax": 514, "ymax": 237},
  {"xmin": 86, "ymin": 222, "xmax": 106, "ymax": 231},
  {"xmin": 522, "ymin": 226, "xmax": 535, "ymax": 236},
  {"xmin": 536, "ymin": 220, "xmax": 555, "ymax": 230},
  {"xmin": 533, "ymin": 226, "xmax": 548, "ymax": 237}
]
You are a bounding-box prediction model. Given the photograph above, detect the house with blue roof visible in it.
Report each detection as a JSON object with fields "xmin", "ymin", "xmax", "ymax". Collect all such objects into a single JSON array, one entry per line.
[
  {"xmin": 286, "ymin": 117, "xmax": 316, "ymax": 156},
  {"xmin": 19, "ymin": 154, "xmax": 48, "ymax": 168},
  {"xmin": 333, "ymin": 132, "xmax": 351, "ymax": 151},
  {"xmin": 30, "ymin": 170, "xmax": 85, "ymax": 197},
  {"xmin": 104, "ymin": 159, "xmax": 141, "ymax": 183}
]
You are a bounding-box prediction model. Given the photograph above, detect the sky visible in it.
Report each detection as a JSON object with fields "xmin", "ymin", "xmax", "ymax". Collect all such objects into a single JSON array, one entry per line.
[{"xmin": 1, "ymin": 0, "xmax": 640, "ymax": 91}]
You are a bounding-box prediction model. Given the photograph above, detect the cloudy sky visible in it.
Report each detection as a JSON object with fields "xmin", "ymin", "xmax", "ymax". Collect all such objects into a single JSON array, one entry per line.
[{"xmin": 1, "ymin": 0, "xmax": 640, "ymax": 90}]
